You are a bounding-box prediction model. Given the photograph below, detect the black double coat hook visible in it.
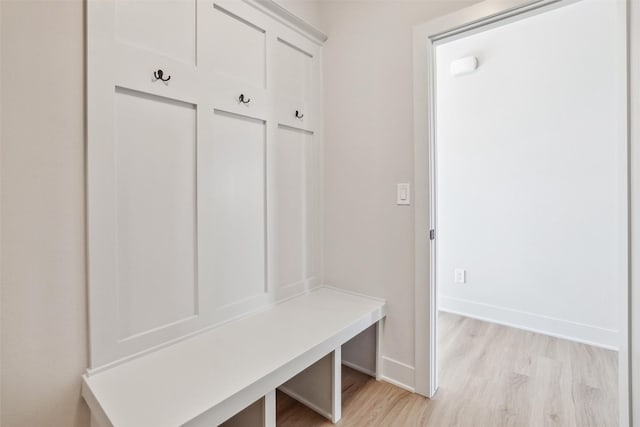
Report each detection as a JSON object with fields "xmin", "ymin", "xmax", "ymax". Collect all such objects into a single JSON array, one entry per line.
[{"xmin": 153, "ymin": 69, "xmax": 171, "ymax": 82}]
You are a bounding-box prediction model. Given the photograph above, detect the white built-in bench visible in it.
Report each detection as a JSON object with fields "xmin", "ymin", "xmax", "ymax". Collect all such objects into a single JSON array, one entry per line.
[{"xmin": 82, "ymin": 287, "xmax": 386, "ymax": 427}]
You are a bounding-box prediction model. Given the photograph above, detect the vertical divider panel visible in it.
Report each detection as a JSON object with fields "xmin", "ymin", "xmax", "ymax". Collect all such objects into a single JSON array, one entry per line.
[
  {"xmin": 195, "ymin": 25, "xmax": 216, "ymax": 320},
  {"xmin": 196, "ymin": 0, "xmax": 208, "ymax": 320},
  {"xmin": 332, "ymin": 347, "xmax": 342, "ymax": 423},
  {"xmin": 309, "ymin": 51, "xmax": 323, "ymax": 286},
  {"xmin": 302, "ymin": 125, "xmax": 309, "ymax": 283},
  {"xmin": 264, "ymin": 390, "xmax": 276, "ymax": 427},
  {"xmin": 265, "ymin": 30, "xmax": 278, "ymax": 299},
  {"xmin": 376, "ymin": 320, "xmax": 383, "ymax": 381}
]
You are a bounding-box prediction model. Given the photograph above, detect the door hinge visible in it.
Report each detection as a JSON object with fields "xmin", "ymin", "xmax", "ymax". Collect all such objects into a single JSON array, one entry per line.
[{"xmin": 429, "ymin": 229, "xmax": 435, "ymax": 240}]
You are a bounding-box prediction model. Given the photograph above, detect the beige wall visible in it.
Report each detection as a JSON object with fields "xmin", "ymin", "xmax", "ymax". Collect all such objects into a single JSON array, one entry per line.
[
  {"xmin": 0, "ymin": 0, "xmax": 477, "ymax": 423},
  {"xmin": 320, "ymin": 0, "xmax": 476, "ymax": 383},
  {"xmin": 0, "ymin": 1, "xmax": 89, "ymax": 426}
]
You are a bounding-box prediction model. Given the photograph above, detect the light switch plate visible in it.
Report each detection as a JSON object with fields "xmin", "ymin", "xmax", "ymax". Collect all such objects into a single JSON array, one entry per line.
[
  {"xmin": 397, "ymin": 183, "xmax": 410, "ymax": 205},
  {"xmin": 454, "ymin": 269, "xmax": 466, "ymax": 284}
]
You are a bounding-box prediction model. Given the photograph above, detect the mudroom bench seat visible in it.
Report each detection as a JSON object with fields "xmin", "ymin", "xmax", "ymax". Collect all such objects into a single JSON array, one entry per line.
[{"xmin": 82, "ymin": 287, "xmax": 386, "ymax": 427}]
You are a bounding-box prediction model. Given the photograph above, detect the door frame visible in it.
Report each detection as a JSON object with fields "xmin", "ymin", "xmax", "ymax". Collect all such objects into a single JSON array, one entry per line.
[{"xmin": 412, "ymin": 1, "xmax": 636, "ymax": 425}]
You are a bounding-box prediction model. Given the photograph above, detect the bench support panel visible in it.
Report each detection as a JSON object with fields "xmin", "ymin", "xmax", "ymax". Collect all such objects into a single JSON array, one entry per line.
[{"xmin": 278, "ymin": 348, "xmax": 342, "ymax": 423}]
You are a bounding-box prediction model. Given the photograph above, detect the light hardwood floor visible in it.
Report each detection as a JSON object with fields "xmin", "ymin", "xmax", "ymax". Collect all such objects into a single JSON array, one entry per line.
[{"xmin": 276, "ymin": 313, "xmax": 618, "ymax": 426}]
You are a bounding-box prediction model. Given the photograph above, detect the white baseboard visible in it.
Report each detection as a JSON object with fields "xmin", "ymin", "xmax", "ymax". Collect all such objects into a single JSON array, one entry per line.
[
  {"xmin": 439, "ymin": 295, "xmax": 619, "ymax": 350},
  {"xmin": 380, "ymin": 357, "xmax": 415, "ymax": 392}
]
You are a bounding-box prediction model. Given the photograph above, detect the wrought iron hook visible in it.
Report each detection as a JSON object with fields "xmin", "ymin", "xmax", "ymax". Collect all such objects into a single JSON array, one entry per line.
[
  {"xmin": 295, "ymin": 110, "xmax": 304, "ymax": 119},
  {"xmin": 238, "ymin": 94, "xmax": 251, "ymax": 104},
  {"xmin": 153, "ymin": 69, "xmax": 171, "ymax": 82}
]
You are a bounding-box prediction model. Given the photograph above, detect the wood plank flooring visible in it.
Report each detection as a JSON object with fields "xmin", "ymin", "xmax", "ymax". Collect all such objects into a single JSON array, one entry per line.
[{"xmin": 276, "ymin": 313, "xmax": 618, "ymax": 426}]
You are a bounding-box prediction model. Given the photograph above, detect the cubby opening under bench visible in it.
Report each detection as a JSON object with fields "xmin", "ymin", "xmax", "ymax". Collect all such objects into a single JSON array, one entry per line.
[{"xmin": 82, "ymin": 287, "xmax": 386, "ymax": 427}]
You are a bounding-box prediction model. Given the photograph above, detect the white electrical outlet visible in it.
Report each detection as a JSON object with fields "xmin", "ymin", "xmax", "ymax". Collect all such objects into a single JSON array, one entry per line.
[{"xmin": 454, "ymin": 269, "xmax": 466, "ymax": 284}]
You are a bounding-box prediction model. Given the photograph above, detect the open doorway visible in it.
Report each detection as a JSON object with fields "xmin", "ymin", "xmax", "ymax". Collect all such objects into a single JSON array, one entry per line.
[{"xmin": 413, "ymin": 0, "xmax": 629, "ymax": 425}]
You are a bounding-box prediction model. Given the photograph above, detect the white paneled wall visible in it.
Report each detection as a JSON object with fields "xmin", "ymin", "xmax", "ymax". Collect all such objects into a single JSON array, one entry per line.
[
  {"xmin": 115, "ymin": 0, "xmax": 197, "ymax": 65},
  {"xmin": 87, "ymin": 0, "xmax": 325, "ymax": 369},
  {"xmin": 208, "ymin": 5, "xmax": 267, "ymax": 88}
]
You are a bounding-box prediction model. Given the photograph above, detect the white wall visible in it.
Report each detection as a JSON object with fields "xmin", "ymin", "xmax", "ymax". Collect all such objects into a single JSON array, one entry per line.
[
  {"xmin": 435, "ymin": 0, "xmax": 623, "ymax": 349},
  {"xmin": 320, "ymin": 0, "xmax": 477, "ymax": 390},
  {"xmin": 0, "ymin": 1, "xmax": 90, "ymax": 426}
]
